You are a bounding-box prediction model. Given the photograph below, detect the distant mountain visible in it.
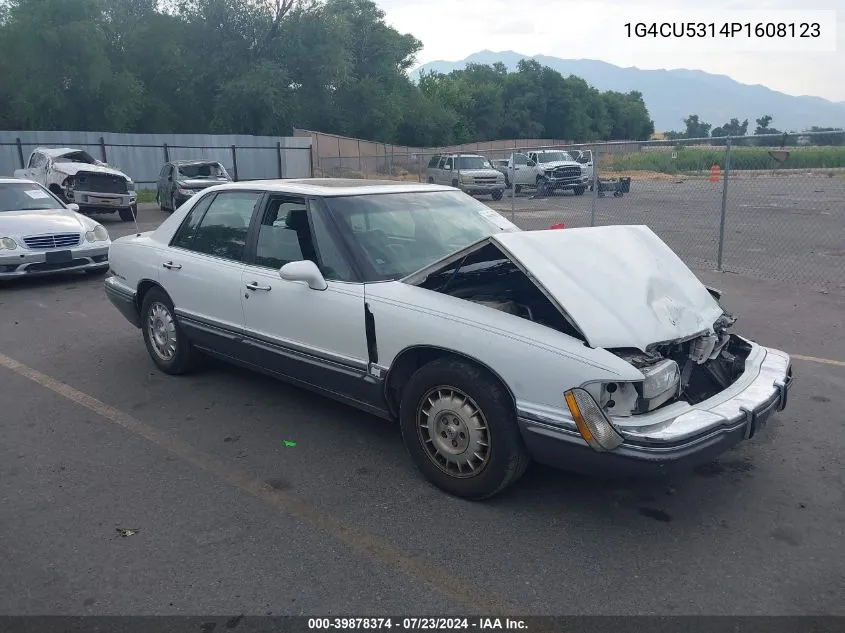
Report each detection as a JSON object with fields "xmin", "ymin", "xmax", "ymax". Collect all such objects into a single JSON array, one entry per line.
[{"xmin": 412, "ymin": 50, "xmax": 845, "ymax": 133}]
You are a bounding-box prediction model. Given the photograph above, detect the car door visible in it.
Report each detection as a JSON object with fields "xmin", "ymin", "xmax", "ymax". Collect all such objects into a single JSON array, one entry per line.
[
  {"xmin": 157, "ymin": 189, "xmax": 264, "ymax": 358},
  {"xmin": 439, "ymin": 156, "xmax": 454, "ymax": 185},
  {"xmin": 27, "ymin": 152, "xmax": 47, "ymax": 184},
  {"xmin": 239, "ymin": 194, "xmax": 380, "ymax": 412},
  {"xmin": 156, "ymin": 164, "xmax": 169, "ymax": 204},
  {"xmin": 512, "ymin": 153, "xmax": 533, "ymax": 185},
  {"xmin": 579, "ymin": 149, "xmax": 595, "ymax": 182}
]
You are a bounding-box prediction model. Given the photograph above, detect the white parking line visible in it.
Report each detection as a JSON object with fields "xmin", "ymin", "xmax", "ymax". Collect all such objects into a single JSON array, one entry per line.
[
  {"xmin": 792, "ymin": 354, "xmax": 845, "ymax": 368},
  {"xmin": 0, "ymin": 351, "xmax": 515, "ymax": 616}
]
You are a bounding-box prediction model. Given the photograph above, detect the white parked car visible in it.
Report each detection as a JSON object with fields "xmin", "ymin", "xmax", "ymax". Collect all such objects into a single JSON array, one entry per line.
[
  {"xmin": 14, "ymin": 147, "xmax": 138, "ymax": 222},
  {"xmin": 104, "ymin": 179, "xmax": 792, "ymax": 499},
  {"xmin": 0, "ymin": 178, "xmax": 111, "ymax": 279}
]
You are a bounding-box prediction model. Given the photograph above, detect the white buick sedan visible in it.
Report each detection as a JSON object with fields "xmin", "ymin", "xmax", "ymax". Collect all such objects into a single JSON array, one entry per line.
[
  {"xmin": 105, "ymin": 179, "xmax": 793, "ymax": 499},
  {"xmin": 0, "ymin": 178, "xmax": 111, "ymax": 279}
]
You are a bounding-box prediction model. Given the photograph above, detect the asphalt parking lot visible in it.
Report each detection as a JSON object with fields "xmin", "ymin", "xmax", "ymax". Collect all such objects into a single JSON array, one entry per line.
[{"xmin": 1, "ymin": 202, "xmax": 844, "ymax": 616}]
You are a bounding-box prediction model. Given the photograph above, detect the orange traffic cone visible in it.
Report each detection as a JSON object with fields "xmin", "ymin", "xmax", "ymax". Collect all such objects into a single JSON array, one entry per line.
[{"xmin": 709, "ymin": 164, "xmax": 721, "ymax": 183}]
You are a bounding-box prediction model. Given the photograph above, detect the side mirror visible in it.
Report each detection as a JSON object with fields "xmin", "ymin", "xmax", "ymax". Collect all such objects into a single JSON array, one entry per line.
[
  {"xmin": 279, "ymin": 260, "xmax": 328, "ymax": 291},
  {"xmin": 444, "ymin": 165, "xmax": 451, "ymax": 170},
  {"xmin": 67, "ymin": 203, "xmax": 80, "ymax": 212}
]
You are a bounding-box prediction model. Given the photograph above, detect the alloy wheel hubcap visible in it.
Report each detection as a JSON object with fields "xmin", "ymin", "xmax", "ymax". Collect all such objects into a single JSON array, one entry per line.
[
  {"xmin": 148, "ymin": 302, "xmax": 177, "ymax": 361},
  {"xmin": 417, "ymin": 387, "xmax": 490, "ymax": 478}
]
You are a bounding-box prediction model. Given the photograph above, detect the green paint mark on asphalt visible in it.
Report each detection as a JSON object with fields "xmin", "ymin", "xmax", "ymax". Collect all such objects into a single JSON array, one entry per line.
[{"xmin": 283, "ymin": 440, "xmax": 296, "ymax": 447}]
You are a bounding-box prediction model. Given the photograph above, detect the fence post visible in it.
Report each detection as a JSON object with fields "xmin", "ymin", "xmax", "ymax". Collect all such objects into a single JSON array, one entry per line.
[
  {"xmin": 308, "ymin": 147, "xmax": 314, "ymax": 178},
  {"xmin": 590, "ymin": 146, "xmax": 598, "ymax": 227},
  {"xmin": 418, "ymin": 154, "xmax": 422, "ymax": 183},
  {"xmin": 15, "ymin": 138, "xmax": 25, "ymax": 168},
  {"xmin": 717, "ymin": 138, "xmax": 732, "ymax": 271},
  {"xmin": 163, "ymin": 143, "xmax": 170, "ymax": 162},
  {"xmin": 231, "ymin": 145, "xmax": 239, "ymax": 181},
  {"xmin": 99, "ymin": 136, "xmax": 107, "ymax": 163},
  {"xmin": 276, "ymin": 141, "xmax": 283, "ymax": 178},
  {"xmin": 358, "ymin": 139, "xmax": 362, "ymax": 175}
]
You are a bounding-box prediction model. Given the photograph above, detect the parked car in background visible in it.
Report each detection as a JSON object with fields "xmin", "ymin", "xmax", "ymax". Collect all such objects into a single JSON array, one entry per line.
[
  {"xmin": 104, "ymin": 178, "xmax": 792, "ymax": 500},
  {"xmin": 156, "ymin": 160, "xmax": 232, "ymax": 212},
  {"xmin": 524, "ymin": 150, "xmax": 589, "ymax": 195},
  {"xmin": 0, "ymin": 178, "xmax": 110, "ymax": 279},
  {"xmin": 568, "ymin": 149, "xmax": 595, "ymax": 187},
  {"xmin": 426, "ymin": 154, "xmax": 505, "ymax": 200},
  {"xmin": 14, "ymin": 147, "xmax": 138, "ymax": 222}
]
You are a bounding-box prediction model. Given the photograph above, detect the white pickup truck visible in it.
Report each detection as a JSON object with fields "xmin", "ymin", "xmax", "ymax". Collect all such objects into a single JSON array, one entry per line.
[
  {"xmin": 493, "ymin": 150, "xmax": 591, "ymax": 195},
  {"xmin": 14, "ymin": 147, "xmax": 138, "ymax": 221}
]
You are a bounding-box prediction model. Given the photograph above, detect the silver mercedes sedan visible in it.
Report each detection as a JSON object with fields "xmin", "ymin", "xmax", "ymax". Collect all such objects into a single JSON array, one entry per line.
[{"xmin": 0, "ymin": 178, "xmax": 111, "ymax": 279}]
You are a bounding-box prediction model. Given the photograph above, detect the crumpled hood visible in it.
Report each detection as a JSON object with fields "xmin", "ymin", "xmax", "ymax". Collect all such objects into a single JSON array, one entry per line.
[
  {"xmin": 491, "ymin": 226, "xmax": 725, "ymax": 351},
  {"xmin": 0, "ymin": 209, "xmax": 89, "ymax": 237},
  {"xmin": 53, "ymin": 162, "xmax": 129, "ymax": 179}
]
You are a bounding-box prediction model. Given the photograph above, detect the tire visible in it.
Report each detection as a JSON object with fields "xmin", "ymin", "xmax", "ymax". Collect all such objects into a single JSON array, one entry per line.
[
  {"xmin": 574, "ymin": 186, "xmax": 586, "ymax": 196},
  {"xmin": 514, "ymin": 185, "xmax": 522, "ymax": 194},
  {"xmin": 427, "ymin": 177, "xmax": 435, "ymax": 184},
  {"xmin": 398, "ymin": 357, "xmax": 531, "ymax": 500},
  {"xmin": 140, "ymin": 287, "xmax": 197, "ymax": 375},
  {"xmin": 451, "ymin": 179, "xmax": 460, "ymax": 189},
  {"xmin": 491, "ymin": 190, "xmax": 503, "ymax": 201},
  {"xmin": 118, "ymin": 204, "xmax": 137, "ymax": 222},
  {"xmin": 535, "ymin": 176, "xmax": 548, "ymax": 196}
]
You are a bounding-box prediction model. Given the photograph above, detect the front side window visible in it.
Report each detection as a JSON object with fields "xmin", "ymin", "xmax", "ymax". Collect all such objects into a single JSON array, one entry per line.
[
  {"xmin": 0, "ymin": 182, "xmax": 64, "ymax": 212},
  {"xmin": 427, "ymin": 155, "xmax": 440, "ymax": 168},
  {"xmin": 325, "ymin": 191, "xmax": 509, "ymax": 281},
  {"xmin": 30, "ymin": 153, "xmax": 46, "ymax": 169},
  {"xmin": 513, "ymin": 153, "xmax": 528, "ymax": 165},
  {"xmin": 187, "ymin": 191, "xmax": 261, "ymax": 261}
]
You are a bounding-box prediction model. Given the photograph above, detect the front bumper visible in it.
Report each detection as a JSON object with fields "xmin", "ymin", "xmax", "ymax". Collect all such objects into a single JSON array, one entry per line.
[
  {"xmin": 68, "ymin": 189, "xmax": 136, "ymax": 210},
  {"xmin": 460, "ymin": 183, "xmax": 506, "ymax": 195},
  {"xmin": 0, "ymin": 243, "xmax": 110, "ymax": 278},
  {"xmin": 104, "ymin": 276, "xmax": 141, "ymax": 327},
  {"xmin": 518, "ymin": 345, "xmax": 793, "ymax": 477},
  {"xmin": 546, "ymin": 175, "xmax": 589, "ymax": 189}
]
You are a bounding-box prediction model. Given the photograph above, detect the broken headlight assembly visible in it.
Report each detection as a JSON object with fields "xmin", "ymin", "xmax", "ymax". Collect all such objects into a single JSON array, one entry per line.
[
  {"xmin": 583, "ymin": 358, "xmax": 681, "ymax": 423},
  {"xmin": 62, "ymin": 176, "xmax": 75, "ymax": 200}
]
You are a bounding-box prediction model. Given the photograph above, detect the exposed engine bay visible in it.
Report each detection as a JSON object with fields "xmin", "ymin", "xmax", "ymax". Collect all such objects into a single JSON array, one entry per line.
[
  {"xmin": 417, "ymin": 242, "xmax": 584, "ymax": 340},
  {"xmin": 418, "ymin": 242, "xmax": 752, "ymax": 417}
]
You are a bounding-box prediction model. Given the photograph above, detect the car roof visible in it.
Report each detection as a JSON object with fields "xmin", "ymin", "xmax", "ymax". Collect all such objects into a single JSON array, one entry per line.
[
  {"xmin": 171, "ymin": 159, "xmax": 223, "ymax": 165},
  {"xmin": 203, "ymin": 178, "xmax": 456, "ymax": 197}
]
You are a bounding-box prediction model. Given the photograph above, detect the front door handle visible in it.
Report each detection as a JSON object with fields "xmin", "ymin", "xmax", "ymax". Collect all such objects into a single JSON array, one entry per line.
[
  {"xmin": 162, "ymin": 261, "xmax": 182, "ymax": 270},
  {"xmin": 245, "ymin": 282, "xmax": 272, "ymax": 291}
]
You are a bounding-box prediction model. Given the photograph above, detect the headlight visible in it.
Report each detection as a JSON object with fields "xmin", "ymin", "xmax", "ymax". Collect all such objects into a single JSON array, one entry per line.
[
  {"xmin": 0, "ymin": 237, "xmax": 18, "ymax": 250},
  {"xmin": 177, "ymin": 188, "xmax": 194, "ymax": 196},
  {"xmin": 460, "ymin": 174, "xmax": 473, "ymax": 184},
  {"xmin": 126, "ymin": 179, "xmax": 135, "ymax": 191},
  {"xmin": 641, "ymin": 359, "xmax": 680, "ymax": 400},
  {"xmin": 85, "ymin": 225, "xmax": 109, "ymax": 242},
  {"xmin": 564, "ymin": 388, "xmax": 623, "ymax": 451}
]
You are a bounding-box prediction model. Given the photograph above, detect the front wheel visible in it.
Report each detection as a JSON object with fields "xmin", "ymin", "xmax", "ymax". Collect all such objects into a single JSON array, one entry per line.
[
  {"xmin": 141, "ymin": 287, "xmax": 197, "ymax": 375},
  {"xmin": 574, "ymin": 186, "xmax": 586, "ymax": 196},
  {"xmin": 491, "ymin": 190, "xmax": 504, "ymax": 201},
  {"xmin": 118, "ymin": 204, "xmax": 137, "ymax": 222},
  {"xmin": 399, "ymin": 358, "xmax": 531, "ymax": 500}
]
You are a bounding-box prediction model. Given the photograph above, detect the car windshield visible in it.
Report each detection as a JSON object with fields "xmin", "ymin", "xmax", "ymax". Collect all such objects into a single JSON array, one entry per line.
[
  {"xmin": 0, "ymin": 183, "xmax": 64, "ymax": 211},
  {"xmin": 54, "ymin": 151, "xmax": 98, "ymax": 164},
  {"xmin": 177, "ymin": 163, "xmax": 228, "ymax": 179},
  {"xmin": 535, "ymin": 151, "xmax": 573, "ymax": 163},
  {"xmin": 454, "ymin": 156, "xmax": 491, "ymax": 170},
  {"xmin": 324, "ymin": 191, "xmax": 509, "ymax": 281}
]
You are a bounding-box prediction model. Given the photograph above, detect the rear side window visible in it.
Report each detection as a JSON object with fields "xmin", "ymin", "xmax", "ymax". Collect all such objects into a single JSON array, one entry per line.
[
  {"xmin": 171, "ymin": 193, "xmax": 215, "ymax": 249},
  {"xmin": 190, "ymin": 191, "xmax": 262, "ymax": 261}
]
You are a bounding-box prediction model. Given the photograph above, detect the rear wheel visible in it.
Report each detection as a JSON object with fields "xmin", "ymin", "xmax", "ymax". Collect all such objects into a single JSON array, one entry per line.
[
  {"xmin": 141, "ymin": 287, "xmax": 197, "ymax": 375},
  {"xmin": 514, "ymin": 184, "xmax": 522, "ymax": 194},
  {"xmin": 399, "ymin": 357, "xmax": 530, "ymax": 500},
  {"xmin": 118, "ymin": 204, "xmax": 137, "ymax": 222},
  {"xmin": 427, "ymin": 177, "xmax": 435, "ymax": 184},
  {"xmin": 491, "ymin": 190, "xmax": 504, "ymax": 201}
]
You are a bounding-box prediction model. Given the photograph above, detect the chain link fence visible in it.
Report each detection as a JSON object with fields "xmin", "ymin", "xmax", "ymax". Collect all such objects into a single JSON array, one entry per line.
[{"xmin": 316, "ymin": 130, "xmax": 845, "ymax": 292}]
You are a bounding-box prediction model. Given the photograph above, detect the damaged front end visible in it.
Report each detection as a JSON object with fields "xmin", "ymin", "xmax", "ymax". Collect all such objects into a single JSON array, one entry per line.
[{"xmin": 591, "ymin": 312, "xmax": 750, "ymax": 418}]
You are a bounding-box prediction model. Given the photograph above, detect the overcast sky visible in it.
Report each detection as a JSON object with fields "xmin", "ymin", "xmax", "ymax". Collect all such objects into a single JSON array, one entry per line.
[{"xmin": 379, "ymin": 0, "xmax": 845, "ymax": 102}]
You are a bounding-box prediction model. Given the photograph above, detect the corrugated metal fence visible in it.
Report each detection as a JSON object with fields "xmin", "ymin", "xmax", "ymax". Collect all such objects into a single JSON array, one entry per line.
[{"xmin": 0, "ymin": 131, "xmax": 313, "ymax": 188}]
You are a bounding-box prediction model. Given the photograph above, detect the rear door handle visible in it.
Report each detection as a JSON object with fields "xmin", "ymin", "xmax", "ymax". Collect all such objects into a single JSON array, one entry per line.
[
  {"xmin": 245, "ymin": 282, "xmax": 272, "ymax": 291},
  {"xmin": 162, "ymin": 261, "xmax": 182, "ymax": 270}
]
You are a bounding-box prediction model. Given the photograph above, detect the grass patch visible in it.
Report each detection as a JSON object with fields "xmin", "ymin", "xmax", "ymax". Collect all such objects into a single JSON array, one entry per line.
[
  {"xmin": 602, "ymin": 146, "xmax": 845, "ymax": 174},
  {"xmin": 136, "ymin": 189, "xmax": 157, "ymax": 204}
]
